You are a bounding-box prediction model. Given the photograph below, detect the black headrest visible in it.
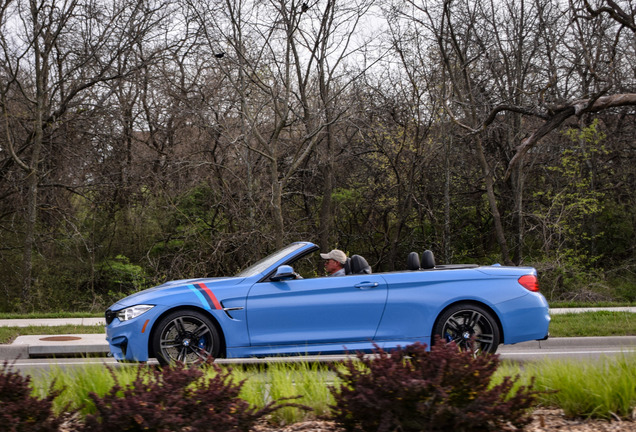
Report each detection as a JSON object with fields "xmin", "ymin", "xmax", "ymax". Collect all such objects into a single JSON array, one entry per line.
[
  {"xmin": 343, "ymin": 257, "xmax": 352, "ymax": 275},
  {"xmin": 407, "ymin": 252, "xmax": 421, "ymax": 270},
  {"xmin": 350, "ymin": 255, "xmax": 372, "ymax": 274},
  {"xmin": 421, "ymin": 250, "xmax": 436, "ymax": 269}
]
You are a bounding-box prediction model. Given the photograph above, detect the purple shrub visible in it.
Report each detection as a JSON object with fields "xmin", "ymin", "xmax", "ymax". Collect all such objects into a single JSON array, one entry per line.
[
  {"xmin": 330, "ymin": 340, "xmax": 541, "ymax": 432},
  {"xmin": 0, "ymin": 361, "xmax": 66, "ymax": 432},
  {"xmin": 81, "ymin": 361, "xmax": 306, "ymax": 432}
]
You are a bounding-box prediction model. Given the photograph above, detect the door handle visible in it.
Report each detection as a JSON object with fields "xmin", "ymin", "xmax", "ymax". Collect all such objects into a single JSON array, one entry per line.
[{"xmin": 355, "ymin": 282, "xmax": 379, "ymax": 289}]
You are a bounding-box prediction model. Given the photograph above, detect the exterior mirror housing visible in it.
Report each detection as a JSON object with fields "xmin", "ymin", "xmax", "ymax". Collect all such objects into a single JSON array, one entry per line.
[{"xmin": 270, "ymin": 265, "xmax": 295, "ymax": 281}]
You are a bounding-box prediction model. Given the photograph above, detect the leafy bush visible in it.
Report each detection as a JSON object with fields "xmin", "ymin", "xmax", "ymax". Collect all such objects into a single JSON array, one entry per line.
[
  {"xmin": 97, "ymin": 255, "xmax": 149, "ymax": 301},
  {"xmin": 80, "ymin": 361, "xmax": 306, "ymax": 432},
  {"xmin": 0, "ymin": 361, "xmax": 66, "ymax": 432},
  {"xmin": 330, "ymin": 341, "xmax": 541, "ymax": 432}
]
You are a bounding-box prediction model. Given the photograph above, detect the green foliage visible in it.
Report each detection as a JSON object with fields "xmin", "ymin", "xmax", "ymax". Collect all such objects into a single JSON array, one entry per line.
[
  {"xmin": 532, "ymin": 120, "xmax": 607, "ymax": 270},
  {"xmin": 233, "ymin": 361, "xmax": 334, "ymax": 425},
  {"xmin": 35, "ymin": 364, "xmax": 139, "ymax": 416},
  {"xmin": 527, "ymin": 120, "xmax": 618, "ymax": 300},
  {"xmin": 498, "ymin": 354, "xmax": 636, "ymax": 420},
  {"xmin": 266, "ymin": 362, "xmax": 334, "ymax": 424},
  {"xmin": 595, "ymin": 200, "xmax": 636, "ymax": 264},
  {"xmin": 614, "ymin": 280, "xmax": 636, "ymax": 302},
  {"xmin": 330, "ymin": 342, "xmax": 540, "ymax": 432},
  {"xmin": 146, "ymin": 185, "xmax": 251, "ymax": 279},
  {"xmin": 97, "ymin": 255, "xmax": 149, "ymax": 301}
]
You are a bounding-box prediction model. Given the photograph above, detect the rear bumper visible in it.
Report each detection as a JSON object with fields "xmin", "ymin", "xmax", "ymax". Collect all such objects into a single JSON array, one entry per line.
[{"xmin": 497, "ymin": 292, "xmax": 551, "ymax": 345}]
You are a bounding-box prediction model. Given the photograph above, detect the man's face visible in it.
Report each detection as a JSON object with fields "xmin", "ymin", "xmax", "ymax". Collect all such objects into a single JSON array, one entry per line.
[{"xmin": 324, "ymin": 258, "xmax": 342, "ymax": 275}]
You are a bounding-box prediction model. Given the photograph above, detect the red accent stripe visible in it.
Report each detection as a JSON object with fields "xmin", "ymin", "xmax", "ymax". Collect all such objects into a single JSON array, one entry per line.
[{"xmin": 196, "ymin": 283, "xmax": 222, "ymax": 310}]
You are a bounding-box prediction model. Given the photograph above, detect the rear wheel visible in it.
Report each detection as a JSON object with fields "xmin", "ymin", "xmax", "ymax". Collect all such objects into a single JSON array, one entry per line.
[
  {"xmin": 152, "ymin": 310, "xmax": 220, "ymax": 366},
  {"xmin": 433, "ymin": 303, "xmax": 500, "ymax": 354}
]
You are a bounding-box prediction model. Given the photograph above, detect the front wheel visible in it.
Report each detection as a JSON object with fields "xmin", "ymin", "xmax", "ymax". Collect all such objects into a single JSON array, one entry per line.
[
  {"xmin": 152, "ymin": 310, "xmax": 221, "ymax": 366},
  {"xmin": 433, "ymin": 304, "xmax": 500, "ymax": 354}
]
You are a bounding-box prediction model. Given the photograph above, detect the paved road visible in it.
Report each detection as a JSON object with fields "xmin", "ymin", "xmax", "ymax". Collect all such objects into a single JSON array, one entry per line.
[
  {"xmin": 3, "ymin": 334, "xmax": 636, "ymax": 375},
  {"xmin": 7, "ymin": 337, "xmax": 636, "ymax": 375},
  {"xmin": 1, "ymin": 308, "xmax": 635, "ymax": 373}
]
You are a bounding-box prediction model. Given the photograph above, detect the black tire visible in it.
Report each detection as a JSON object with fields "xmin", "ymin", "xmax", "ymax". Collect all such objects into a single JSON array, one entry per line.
[
  {"xmin": 433, "ymin": 303, "xmax": 500, "ymax": 354},
  {"xmin": 152, "ymin": 310, "xmax": 221, "ymax": 366}
]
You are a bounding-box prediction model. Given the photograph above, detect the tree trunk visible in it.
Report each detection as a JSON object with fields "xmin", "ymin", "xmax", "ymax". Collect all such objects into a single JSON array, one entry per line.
[
  {"xmin": 475, "ymin": 137, "xmax": 512, "ymax": 265},
  {"xmin": 444, "ymin": 131, "xmax": 452, "ymax": 263},
  {"xmin": 271, "ymin": 162, "xmax": 284, "ymax": 249},
  {"xmin": 318, "ymin": 147, "xmax": 334, "ymax": 251},
  {"xmin": 22, "ymin": 1, "xmax": 46, "ymax": 307}
]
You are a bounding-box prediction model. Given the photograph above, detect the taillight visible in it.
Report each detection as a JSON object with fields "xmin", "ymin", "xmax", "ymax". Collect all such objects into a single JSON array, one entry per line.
[{"xmin": 518, "ymin": 274, "xmax": 539, "ymax": 292}]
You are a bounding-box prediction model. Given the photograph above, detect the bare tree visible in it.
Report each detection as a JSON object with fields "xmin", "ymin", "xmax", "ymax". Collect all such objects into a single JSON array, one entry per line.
[
  {"xmin": 0, "ymin": 0, "xmax": 173, "ymax": 307},
  {"xmin": 396, "ymin": 0, "xmax": 636, "ymax": 265},
  {"xmin": 186, "ymin": 0, "xmax": 378, "ymax": 249},
  {"xmin": 399, "ymin": 0, "xmax": 517, "ymax": 263}
]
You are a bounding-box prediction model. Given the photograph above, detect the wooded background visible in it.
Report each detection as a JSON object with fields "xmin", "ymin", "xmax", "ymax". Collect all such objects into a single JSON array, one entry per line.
[{"xmin": 1, "ymin": 0, "xmax": 635, "ymax": 312}]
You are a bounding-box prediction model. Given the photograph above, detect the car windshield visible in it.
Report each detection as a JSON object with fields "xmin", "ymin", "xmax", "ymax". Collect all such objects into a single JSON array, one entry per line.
[{"xmin": 235, "ymin": 243, "xmax": 307, "ymax": 278}]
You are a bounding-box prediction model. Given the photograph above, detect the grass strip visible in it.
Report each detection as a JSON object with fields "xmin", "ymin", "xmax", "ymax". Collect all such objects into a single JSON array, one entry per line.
[
  {"xmin": 497, "ymin": 354, "xmax": 636, "ymax": 420},
  {"xmin": 549, "ymin": 301, "xmax": 636, "ymax": 308},
  {"xmin": 230, "ymin": 362, "xmax": 336, "ymax": 424},
  {"xmin": 549, "ymin": 311, "xmax": 636, "ymax": 337}
]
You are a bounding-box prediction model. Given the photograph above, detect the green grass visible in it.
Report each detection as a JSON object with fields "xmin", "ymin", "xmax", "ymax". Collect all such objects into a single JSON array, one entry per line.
[
  {"xmin": 231, "ymin": 362, "xmax": 336, "ymax": 424},
  {"xmin": 32, "ymin": 363, "xmax": 141, "ymax": 415},
  {"xmin": 549, "ymin": 301, "xmax": 636, "ymax": 308},
  {"xmin": 496, "ymin": 354, "xmax": 636, "ymax": 420},
  {"xmin": 549, "ymin": 311, "xmax": 636, "ymax": 337},
  {"xmin": 0, "ymin": 324, "xmax": 105, "ymax": 344}
]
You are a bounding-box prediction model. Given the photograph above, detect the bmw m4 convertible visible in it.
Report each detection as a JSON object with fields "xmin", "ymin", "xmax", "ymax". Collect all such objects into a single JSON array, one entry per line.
[{"xmin": 105, "ymin": 242, "xmax": 550, "ymax": 365}]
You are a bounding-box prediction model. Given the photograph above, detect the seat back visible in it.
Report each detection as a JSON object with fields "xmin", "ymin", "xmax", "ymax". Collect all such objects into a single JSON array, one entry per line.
[
  {"xmin": 350, "ymin": 255, "xmax": 372, "ymax": 274},
  {"xmin": 407, "ymin": 252, "xmax": 421, "ymax": 270},
  {"xmin": 343, "ymin": 257, "xmax": 352, "ymax": 275},
  {"xmin": 421, "ymin": 250, "xmax": 436, "ymax": 269}
]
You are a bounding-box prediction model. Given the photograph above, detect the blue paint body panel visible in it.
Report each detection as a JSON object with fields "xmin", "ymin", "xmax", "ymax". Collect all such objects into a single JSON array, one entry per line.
[{"xmin": 105, "ymin": 242, "xmax": 550, "ymax": 362}]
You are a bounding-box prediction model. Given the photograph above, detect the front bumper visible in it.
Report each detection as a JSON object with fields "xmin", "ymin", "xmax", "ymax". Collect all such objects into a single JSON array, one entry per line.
[{"xmin": 105, "ymin": 308, "xmax": 162, "ymax": 362}]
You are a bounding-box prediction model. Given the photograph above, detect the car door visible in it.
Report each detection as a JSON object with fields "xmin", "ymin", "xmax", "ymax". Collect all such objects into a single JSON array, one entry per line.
[{"xmin": 246, "ymin": 274, "xmax": 388, "ymax": 347}]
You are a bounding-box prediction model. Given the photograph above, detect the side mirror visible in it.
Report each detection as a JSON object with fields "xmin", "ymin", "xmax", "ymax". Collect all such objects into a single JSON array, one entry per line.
[{"xmin": 270, "ymin": 265, "xmax": 296, "ymax": 282}]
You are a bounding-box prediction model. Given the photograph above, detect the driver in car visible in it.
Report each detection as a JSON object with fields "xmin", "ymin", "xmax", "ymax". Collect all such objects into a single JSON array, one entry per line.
[{"xmin": 321, "ymin": 249, "xmax": 348, "ymax": 276}]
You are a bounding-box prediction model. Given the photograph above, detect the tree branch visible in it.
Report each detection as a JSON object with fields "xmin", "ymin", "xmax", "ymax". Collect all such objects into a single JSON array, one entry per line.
[{"xmin": 505, "ymin": 93, "xmax": 636, "ymax": 180}]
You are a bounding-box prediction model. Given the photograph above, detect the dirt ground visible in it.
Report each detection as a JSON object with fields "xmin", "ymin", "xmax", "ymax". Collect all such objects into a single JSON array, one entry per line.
[
  {"xmin": 251, "ymin": 409, "xmax": 636, "ymax": 431},
  {"xmin": 59, "ymin": 407, "xmax": 636, "ymax": 431}
]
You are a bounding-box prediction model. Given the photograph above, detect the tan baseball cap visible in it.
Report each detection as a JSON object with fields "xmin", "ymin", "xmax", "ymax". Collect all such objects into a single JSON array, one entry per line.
[{"xmin": 320, "ymin": 249, "xmax": 347, "ymax": 264}]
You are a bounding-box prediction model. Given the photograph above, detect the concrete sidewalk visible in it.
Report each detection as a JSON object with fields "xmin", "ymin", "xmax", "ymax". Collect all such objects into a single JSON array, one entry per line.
[
  {"xmin": 0, "ymin": 317, "xmax": 105, "ymax": 327},
  {"xmin": 0, "ymin": 317, "xmax": 107, "ymax": 359},
  {"xmin": 3, "ymin": 333, "xmax": 109, "ymax": 359}
]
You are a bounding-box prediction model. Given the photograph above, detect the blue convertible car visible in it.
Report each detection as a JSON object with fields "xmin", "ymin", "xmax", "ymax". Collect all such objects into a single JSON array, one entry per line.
[{"xmin": 105, "ymin": 242, "xmax": 550, "ymax": 365}]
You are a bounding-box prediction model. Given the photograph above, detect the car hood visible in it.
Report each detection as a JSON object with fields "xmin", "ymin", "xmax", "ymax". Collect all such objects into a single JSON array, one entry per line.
[{"xmin": 107, "ymin": 276, "xmax": 244, "ymax": 310}]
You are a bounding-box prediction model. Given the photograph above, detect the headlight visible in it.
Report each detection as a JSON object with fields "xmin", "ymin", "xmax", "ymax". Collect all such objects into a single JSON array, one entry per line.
[{"xmin": 116, "ymin": 305, "xmax": 154, "ymax": 321}]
